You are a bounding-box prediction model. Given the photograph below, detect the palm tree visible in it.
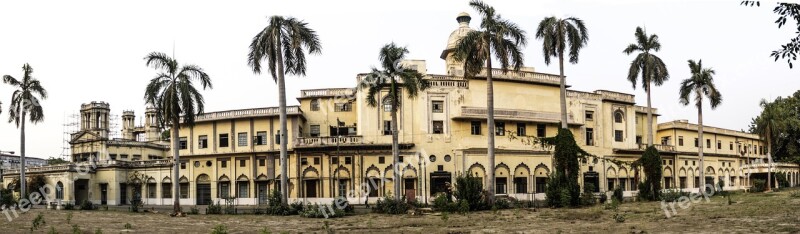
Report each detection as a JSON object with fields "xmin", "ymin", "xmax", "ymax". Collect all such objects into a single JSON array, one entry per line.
[
  {"xmin": 679, "ymin": 59, "xmax": 722, "ymax": 193},
  {"xmin": 452, "ymin": 0, "xmax": 526, "ymax": 203},
  {"xmin": 248, "ymin": 16, "xmax": 321, "ymax": 205},
  {"xmin": 361, "ymin": 43, "xmax": 428, "ymax": 200},
  {"xmin": 535, "ymin": 16, "xmax": 588, "ymax": 129},
  {"xmin": 753, "ymin": 99, "xmax": 787, "ymax": 192},
  {"xmin": 4, "ymin": 63, "xmax": 48, "ymax": 199},
  {"xmin": 623, "ymin": 27, "xmax": 669, "ymax": 147},
  {"xmin": 143, "ymin": 52, "xmax": 212, "ymax": 215}
]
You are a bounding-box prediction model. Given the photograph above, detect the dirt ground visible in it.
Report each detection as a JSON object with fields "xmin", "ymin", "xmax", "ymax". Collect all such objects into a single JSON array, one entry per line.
[{"xmin": 2, "ymin": 188, "xmax": 800, "ymax": 233}]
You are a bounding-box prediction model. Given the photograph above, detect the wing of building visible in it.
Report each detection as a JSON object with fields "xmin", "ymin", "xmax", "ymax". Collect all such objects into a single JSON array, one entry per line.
[{"xmin": 2, "ymin": 13, "xmax": 798, "ymax": 206}]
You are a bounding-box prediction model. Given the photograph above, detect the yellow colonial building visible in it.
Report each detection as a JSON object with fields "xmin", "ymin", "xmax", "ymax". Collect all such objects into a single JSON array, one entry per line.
[{"xmin": 3, "ymin": 13, "xmax": 798, "ymax": 207}]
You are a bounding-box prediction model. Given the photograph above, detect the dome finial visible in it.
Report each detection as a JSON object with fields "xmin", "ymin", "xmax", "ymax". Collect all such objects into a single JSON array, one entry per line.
[{"xmin": 457, "ymin": 12, "xmax": 471, "ymax": 26}]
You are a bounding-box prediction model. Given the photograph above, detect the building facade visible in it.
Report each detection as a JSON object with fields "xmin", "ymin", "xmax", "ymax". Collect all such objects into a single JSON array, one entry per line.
[{"xmin": 2, "ymin": 13, "xmax": 798, "ymax": 207}]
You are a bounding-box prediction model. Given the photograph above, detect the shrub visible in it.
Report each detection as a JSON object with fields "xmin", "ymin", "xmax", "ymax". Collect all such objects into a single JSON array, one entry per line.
[
  {"xmin": 453, "ymin": 173, "xmax": 487, "ymax": 211},
  {"xmin": 613, "ymin": 186, "xmax": 624, "ymax": 202},
  {"xmin": 189, "ymin": 207, "xmax": 200, "ymax": 215},
  {"xmin": 80, "ymin": 200, "xmax": 96, "ymax": 210},
  {"xmin": 546, "ymin": 129, "xmax": 584, "ymax": 207},
  {"xmin": 124, "ymin": 223, "xmax": 133, "ymax": 229},
  {"xmin": 580, "ymin": 184, "xmax": 596, "ymax": 206},
  {"xmin": 604, "ymin": 197, "xmax": 620, "ymax": 211},
  {"xmin": 432, "ymin": 193, "xmax": 455, "ymax": 212},
  {"xmin": 372, "ymin": 196, "xmax": 409, "ymax": 214},
  {"xmin": 300, "ymin": 203, "xmax": 345, "ymax": 218},
  {"xmin": 0, "ymin": 189, "xmax": 16, "ymax": 207},
  {"xmin": 207, "ymin": 201, "xmax": 223, "ymax": 214},
  {"xmin": 638, "ymin": 146, "xmax": 662, "ymax": 201},
  {"xmin": 493, "ymin": 197, "xmax": 512, "ymax": 210},
  {"xmin": 211, "ymin": 224, "xmax": 228, "ymax": 234},
  {"xmin": 752, "ymin": 179, "xmax": 767, "ymax": 192},
  {"xmin": 598, "ymin": 192, "xmax": 608, "ymax": 204},
  {"xmin": 662, "ymin": 189, "xmax": 690, "ymax": 203},
  {"xmin": 559, "ymin": 188, "xmax": 571, "ymax": 208},
  {"xmin": 64, "ymin": 203, "xmax": 75, "ymax": 210},
  {"xmin": 612, "ymin": 213, "xmax": 626, "ymax": 223},
  {"xmin": 31, "ymin": 212, "xmax": 46, "ymax": 232}
]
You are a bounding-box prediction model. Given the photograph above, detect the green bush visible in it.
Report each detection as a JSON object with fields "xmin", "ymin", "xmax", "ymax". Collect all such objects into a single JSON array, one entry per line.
[
  {"xmin": 580, "ymin": 184, "xmax": 596, "ymax": 206},
  {"xmin": 453, "ymin": 173, "xmax": 487, "ymax": 211},
  {"xmin": 432, "ymin": 193, "xmax": 455, "ymax": 212},
  {"xmin": 64, "ymin": 203, "xmax": 75, "ymax": 210},
  {"xmin": 662, "ymin": 189, "xmax": 690, "ymax": 202},
  {"xmin": 31, "ymin": 212, "xmax": 46, "ymax": 232},
  {"xmin": 638, "ymin": 146, "xmax": 662, "ymax": 201},
  {"xmin": 0, "ymin": 189, "xmax": 16, "ymax": 207},
  {"xmin": 545, "ymin": 129, "xmax": 583, "ymax": 207},
  {"xmin": 211, "ymin": 224, "xmax": 228, "ymax": 234},
  {"xmin": 207, "ymin": 201, "xmax": 223, "ymax": 214},
  {"xmin": 372, "ymin": 196, "xmax": 409, "ymax": 214},
  {"xmin": 613, "ymin": 186, "xmax": 624, "ymax": 202},
  {"xmin": 189, "ymin": 207, "xmax": 200, "ymax": 215},
  {"xmin": 80, "ymin": 200, "xmax": 96, "ymax": 210},
  {"xmin": 493, "ymin": 197, "xmax": 511, "ymax": 210},
  {"xmin": 300, "ymin": 203, "xmax": 345, "ymax": 218},
  {"xmin": 559, "ymin": 188, "xmax": 571, "ymax": 208},
  {"xmin": 752, "ymin": 179, "xmax": 767, "ymax": 192},
  {"xmin": 776, "ymin": 172, "xmax": 790, "ymax": 188}
]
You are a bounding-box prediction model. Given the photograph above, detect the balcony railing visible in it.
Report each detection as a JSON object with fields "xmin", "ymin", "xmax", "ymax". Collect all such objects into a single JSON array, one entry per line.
[
  {"xmin": 456, "ymin": 106, "xmax": 573, "ymax": 123},
  {"xmin": 295, "ymin": 136, "xmax": 364, "ymax": 147},
  {"xmin": 595, "ymin": 90, "xmax": 635, "ymax": 103},
  {"xmin": 186, "ymin": 106, "xmax": 302, "ymax": 123},
  {"xmin": 741, "ymin": 162, "xmax": 796, "ymax": 169},
  {"xmin": 637, "ymin": 143, "xmax": 676, "ymax": 152},
  {"xmin": 300, "ymin": 88, "xmax": 355, "ymax": 98},
  {"xmin": 427, "ymin": 79, "xmax": 468, "ymax": 88},
  {"xmin": 474, "ymin": 69, "xmax": 562, "ymax": 85}
]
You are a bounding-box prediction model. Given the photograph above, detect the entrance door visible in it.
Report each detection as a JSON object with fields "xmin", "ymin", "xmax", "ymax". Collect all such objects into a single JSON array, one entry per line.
[
  {"xmin": 100, "ymin": 184, "xmax": 108, "ymax": 205},
  {"xmin": 429, "ymin": 171, "xmax": 452, "ymax": 196},
  {"xmin": 257, "ymin": 182, "xmax": 268, "ymax": 205},
  {"xmin": 304, "ymin": 180, "xmax": 317, "ymax": 198},
  {"xmin": 404, "ymin": 178, "xmax": 416, "ymax": 202},
  {"xmin": 196, "ymin": 184, "xmax": 212, "ymax": 205},
  {"xmin": 119, "ymin": 184, "xmax": 127, "ymax": 205},
  {"xmin": 583, "ymin": 171, "xmax": 599, "ymax": 192}
]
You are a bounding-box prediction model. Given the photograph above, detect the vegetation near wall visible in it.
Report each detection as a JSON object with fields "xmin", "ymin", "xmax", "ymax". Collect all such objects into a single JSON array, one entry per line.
[{"xmin": 637, "ymin": 146, "xmax": 662, "ymax": 201}]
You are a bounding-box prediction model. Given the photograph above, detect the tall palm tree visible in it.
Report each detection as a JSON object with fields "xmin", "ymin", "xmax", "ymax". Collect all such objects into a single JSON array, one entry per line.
[
  {"xmin": 143, "ymin": 52, "xmax": 212, "ymax": 215},
  {"xmin": 753, "ymin": 98, "xmax": 787, "ymax": 191},
  {"xmin": 361, "ymin": 43, "xmax": 427, "ymax": 200},
  {"xmin": 4, "ymin": 63, "xmax": 47, "ymax": 200},
  {"xmin": 679, "ymin": 59, "xmax": 722, "ymax": 193},
  {"xmin": 535, "ymin": 16, "xmax": 588, "ymax": 129},
  {"xmin": 452, "ymin": 0, "xmax": 526, "ymax": 203},
  {"xmin": 248, "ymin": 16, "xmax": 321, "ymax": 205},
  {"xmin": 624, "ymin": 27, "xmax": 669, "ymax": 147}
]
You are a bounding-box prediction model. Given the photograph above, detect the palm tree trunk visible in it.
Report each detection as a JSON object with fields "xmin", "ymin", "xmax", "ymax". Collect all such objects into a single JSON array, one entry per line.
[
  {"xmin": 19, "ymin": 109, "xmax": 26, "ymax": 199},
  {"xmin": 390, "ymin": 86, "xmax": 401, "ymax": 200},
  {"xmin": 486, "ymin": 45, "xmax": 496, "ymax": 204},
  {"xmin": 558, "ymin": 23, "xmax": 568, "ymax": 129},
  {"xmin": 276, "ymin": 37, "xmax": 289, "ymax": 205},
  {"xmin": 646, "ymin": 81, "xmax": 653, "ymax": 146},
  {"xmin": 766, "ymin": 128, "xmax": 772, "ymax": 192},
  {"xmin": 171, "ymin": 119, "xmax": 181, "ymax": 214},
  {"xmin": 698, "ymin": 95, "xmax": 705, "ymax": 193}
]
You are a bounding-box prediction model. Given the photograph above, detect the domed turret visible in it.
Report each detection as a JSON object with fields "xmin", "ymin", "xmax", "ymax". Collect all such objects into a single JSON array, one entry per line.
[{"xmin": 441, "ymin": 12, "xmax": 473, "ymax": 59}]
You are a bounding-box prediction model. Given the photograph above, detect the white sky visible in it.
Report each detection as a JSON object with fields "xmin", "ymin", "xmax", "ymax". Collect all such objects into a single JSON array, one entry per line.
[{"xmin": 0, "ymin": 0, "xmax": 798, "ymax": 159}]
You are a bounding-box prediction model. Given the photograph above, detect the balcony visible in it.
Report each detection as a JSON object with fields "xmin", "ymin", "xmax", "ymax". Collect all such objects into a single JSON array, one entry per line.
[
  {"xmin": 295, "ymin": 135, "xmax": 364, "ymax": 147},
  {"xmin": 426, "ymin": 75, "xmax": 469, "ymax": 88},
  {"xmin": 637, "ymin": 143, "xmax": 676, "ymax": 152},
  {"xmin": 473, "ymin": 69, "xmax": 562, "ymax": 86},
  {"xmin": 454, "ymin": 106, "xmax": 575, "ymax": 124},
  {"xmin": 300, "ymin": 88, "xmax": 355, "ymax": 99},
  {"xmin": 187, "ymin": 106, "xmax": 302, "ymax": 123}
]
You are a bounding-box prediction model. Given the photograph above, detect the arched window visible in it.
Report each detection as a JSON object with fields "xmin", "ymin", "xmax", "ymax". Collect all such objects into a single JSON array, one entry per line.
[
  {"xmin": 614, "ymin": 111, "xmax": 624, "ymax": 123},
  {"xmin": 310, "ymin": 99, "xmax": 320, "ymax": 111},
  {"xmin": 56, "ymin": 182, "xmax": 64, "ymax": 200}
]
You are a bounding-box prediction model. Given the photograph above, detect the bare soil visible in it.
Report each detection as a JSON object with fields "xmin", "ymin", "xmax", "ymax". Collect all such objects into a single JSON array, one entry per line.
[{"xmin": 3, "ymin": 189, "xmax": 800, "ymax": 233}]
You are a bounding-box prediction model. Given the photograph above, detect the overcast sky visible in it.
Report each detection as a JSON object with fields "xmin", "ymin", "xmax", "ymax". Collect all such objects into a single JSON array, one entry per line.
[{"xmin": 1, "ymin": 0, "xmax": 798, "ymax": 159}]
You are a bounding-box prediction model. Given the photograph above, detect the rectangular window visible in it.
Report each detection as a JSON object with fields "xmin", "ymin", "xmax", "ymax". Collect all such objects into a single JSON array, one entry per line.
[
  {"xmin": 514, "ymin": 177, "xmax": 527, "ymax": 194},
  {"xmin": 147, "ymin": 183, "xmax": 156, "ymax": 198},
  {"xmin": 586, "ymin": 128, "xmax": 594, "ymax": 146},
  {"xmin": 219, "ymin": 182, "xmax": 230, "ymax": 198},
  {"xmin": 199, "ymin": 135, "xmax": 208, "ymax": 149},
  {"xmin": 162, "ymin": 183, "xmax": 172, "ymax": 198},
  {"xmin": 259, "ymin": 159, "xmax": 265, "ymax": 167},
  {"xmin": 221, "ymin": 160, "xmax": 227, "ymax": 168},
  {"xmin": 470, "ymin": 121, "xmax": 481, "ymax": 135},
  {"xmin": 180, "ymin": 162, "xmax": 186, "ymax": 169},
  {"xmin": 331, "ymin": 157, "xmax": 339, "ymax": 164},
  {"xmin": 275, "ymin": 131, "xmax": 281, "ymax": 144},
  {"xmin": 238, "ymin": 133, "xmax": 248, "ymax": 147},
  {"xmin": 432, "ymin": 121, "xmax": 444, "ymax": 134},
  {"xmin": 314, "ymin": 157, "xmax": 320, "ymax": 165},
  {"xmin": 240, "ymin": 160, "xmax": 246, "ymax": 167},
  {"xmin": 109, "ymin": 154, "xmax": 117, "ymax": 160},
  {"xmin": 334, "ymin": 103, "xmax": 352, "ymax": 112},
  {"xmin": 706, "ymin": 139, "xmax": 711, "ymax": 149},
  {"xmin": 694, "ymin": 138, "xmax": 699, "ymax": 147},
  {"xmin": 345, "ymin": 157, "xmax": 352, "ymax": 165},
  {"xmin": 379, "ymin": 156, "xmax": 385, "ymax": 164},
  {"xmin": 310, "ymin": 125, "xmax": 320, "ymax": 137},
  {"xmin": 219, "ymin": 134, "xmax": 229, "ymax": 147},
  {"xmin": 399, "ymin": 156, "xmax": 404, "ymax": 162},
  {"xmin": 255, "ymin": 131, "xmax": 267, "ymax": 145},
  {"xmin": 585, "ymin": 111, "xmax": 594, "ymax": 121},
  {"xmin": 301, "ymin": 158, "xmax": 308, "ymax": 165},
  {"xmin": 517, "ymin": 123, "xmax": 526, "ymax": 136},
  {"xmin": 537, "ymin": 124, "xmax": 546, "ymax": 138},
  {"xmin": 636, "ymin": 136, "xmax": 642, "ymax": 144},
  {"xmin": 238, "ymin": 182, "xmax": 249, "ymax": 198},
  {"xmin": 730, "ymin": 142, "xmax": 734, "ymax": 150},
  {"xmin": 717, "ymin": 140, "xmax": 721, "ymax": 150},
  {"xmin": 179, "ymin": 137, "xmax": 188, "ymax": 150},
  {"xmin": 615, "ymin": 130, "xmax": 623, "ymax": 142},
  {"xmin": 383, "ymin": 121, "xmax": 392, "ymax": 135},
  {"xmin": 432, "ymin": 101, "xmax": 444, "ymax": 113},
  {"xmin": 495, "ymin": 122, "xmax": 505, "ymax": 136},
  {"xmin": 678, "ymin": 136, "xmax": 684, "ymax": 146},
  {"xmin": 310, "ymin": 99, "xmax": 320, "ymax": 111},
  {"xmin": 180, "ymin": 183, "xmax": 189, "ymax": 199}
]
